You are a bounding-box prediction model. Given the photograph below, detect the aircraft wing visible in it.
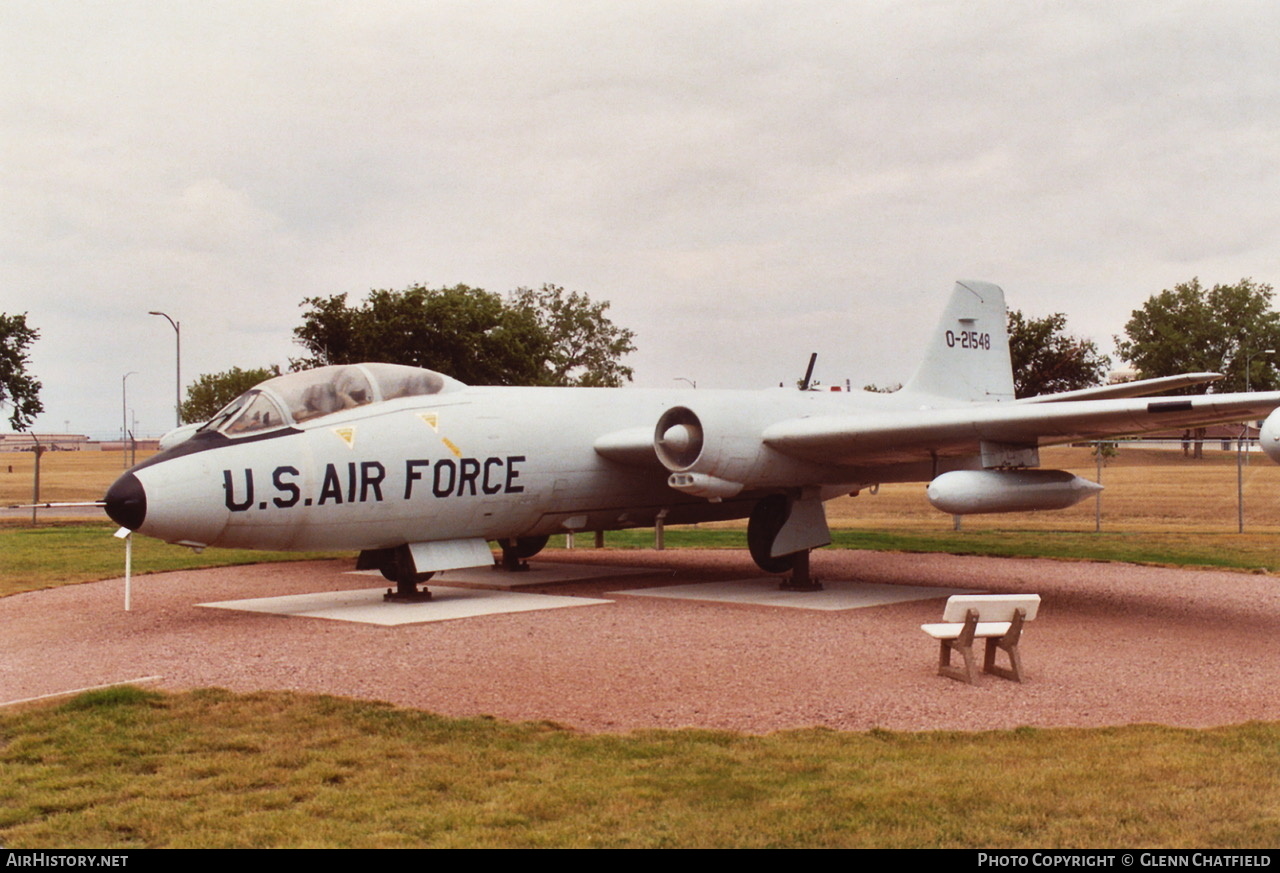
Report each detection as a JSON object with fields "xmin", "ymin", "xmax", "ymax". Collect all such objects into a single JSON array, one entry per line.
[{"xmin": 762, "ymin": 391, "xmax": 1280, "ymax": 467}]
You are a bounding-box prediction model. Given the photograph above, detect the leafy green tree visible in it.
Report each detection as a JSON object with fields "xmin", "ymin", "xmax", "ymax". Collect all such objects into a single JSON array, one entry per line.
[
  {"xmin": 0, "ymin": 312, "xmax": 43, "ymax": 431},
  {"xmin": 181, "ymin": 366, "xmax": 281, "ymax": 424},
  {"xmin": 293, "ymin": 283, "xmax": 635, "ymax": 387},
  {"xmin": 1007, "ymin": 310, "xmax": 1110, "ymax": 398},
  {"xmin": 293, "ymin": 284, "xmax": 547, "ymax": 385},
  {"xmin": 508, "ymin": 284, "xmax": 636, "ymax": 387},
  {"xmin": 1115, "ymin": 278, "xmax": 1280, "ymax": 394}
]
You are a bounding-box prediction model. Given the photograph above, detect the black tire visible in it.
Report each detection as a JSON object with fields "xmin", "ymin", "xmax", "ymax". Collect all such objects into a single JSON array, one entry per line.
[
  {"xmin": 511, "ymin": 535, "xmax": 550, "ymax": 559},
  {"xmin": 379, "ymin": 544, "xmax": 433, "ymax": 584},
  {"xmin": 748, "ymin": 494, "xmax": 798, "ymax": 574}
]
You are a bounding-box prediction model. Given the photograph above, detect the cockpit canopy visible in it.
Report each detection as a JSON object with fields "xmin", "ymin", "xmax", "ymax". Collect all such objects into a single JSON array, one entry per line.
[{"xmin": 200, "ymin": 363, "xmax": 465, "ymax": 437}]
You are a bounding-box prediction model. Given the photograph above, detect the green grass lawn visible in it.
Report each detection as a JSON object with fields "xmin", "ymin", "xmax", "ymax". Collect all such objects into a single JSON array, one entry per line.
[
  {"xmin": 5, "ymin": 522, "xmax": 1280, "ymax": 600},
  {"xmin": 0, "ymin": 521, "xmax": 346, "ymax": 598},
  {"xmin": 590, "ymin": 527, "xmax": 1280, "ymax": 573},
  {"xmin": 2, "ymin": 687, "xmax": 1277, "ymax": 848}
]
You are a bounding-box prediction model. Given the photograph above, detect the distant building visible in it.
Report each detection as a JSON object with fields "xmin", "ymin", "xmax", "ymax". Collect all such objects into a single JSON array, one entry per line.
[
  {"xmin": 0, "ymin": 433, "xmax": 90, "ymax": 451},
  {"xmin": 0, "ymin": 433, "xmax": 160, "ymax": 452},
  {"xmin": 94, "ymin": 438, "xmax": 161, "ymax": 452}
]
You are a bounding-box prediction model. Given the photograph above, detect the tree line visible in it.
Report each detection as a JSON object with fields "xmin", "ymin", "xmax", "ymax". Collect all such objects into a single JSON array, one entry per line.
[
  {"xmin": 2, "ymin": 277, "xmax": 1279, "ymax": 431},
  {"xmin": 178, "ymin": 283, "xmax": 638, "ymax": 422},
  {"xmin": 1008, "ymin": 277, "xmax": 1280, "ymax": 398}
]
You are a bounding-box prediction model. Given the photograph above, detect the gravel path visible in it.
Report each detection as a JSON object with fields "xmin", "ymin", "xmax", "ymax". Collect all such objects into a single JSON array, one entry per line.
[{"xmin": 3, "ymin": 549, "xmax": 1277, "ymax": 733}]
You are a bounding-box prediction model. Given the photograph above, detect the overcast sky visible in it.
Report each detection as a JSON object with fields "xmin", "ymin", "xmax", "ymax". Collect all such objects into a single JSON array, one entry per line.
[{"xmin": 4, "ymin": 1, "xmax": 1278, "ymax": 437}]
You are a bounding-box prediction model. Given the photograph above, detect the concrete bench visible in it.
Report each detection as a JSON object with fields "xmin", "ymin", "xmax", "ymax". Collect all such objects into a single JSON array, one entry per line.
[{"xmin": 921, "ymin": 594, "xmax": 1041, "ymax": 684}]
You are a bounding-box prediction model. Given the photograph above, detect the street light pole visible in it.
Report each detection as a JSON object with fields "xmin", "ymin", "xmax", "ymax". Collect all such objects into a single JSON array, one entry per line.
[
  {"xmin": 1245, "ymin": 348, "xmax": 1275, "ymax": 394},
  {"xmin": 122, "ymin": 371, "xmax": 137, "ymax": 470},
  {"xmin": 149, "ymin": 311, "xmax": 181, "ymax": 428}
]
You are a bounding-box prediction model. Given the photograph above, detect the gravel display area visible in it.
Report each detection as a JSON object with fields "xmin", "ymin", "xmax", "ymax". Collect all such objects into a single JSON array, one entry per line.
[{"xmin": 3, "ymin": 549, "xmax": 1278, "ymax": 733}]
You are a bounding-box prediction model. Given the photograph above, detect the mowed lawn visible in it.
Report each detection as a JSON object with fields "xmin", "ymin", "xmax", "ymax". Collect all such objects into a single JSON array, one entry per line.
[{"xmin": 2, "ymin": 688, "xmax": 1278, "ymax": 849}]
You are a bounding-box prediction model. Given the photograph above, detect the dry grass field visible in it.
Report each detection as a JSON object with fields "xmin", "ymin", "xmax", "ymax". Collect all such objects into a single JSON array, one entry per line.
[
  {"xmin": 5, "ymin": 444, "xmax": 1280, "ymax": 533},
  {"xmin": 694, "ymin": 445, "xmax": 1280, "ymax": 534},
  {"xmin": 823, "ymin": 446, "xmax": 1280, "ymax": 534},
  {"xmin": 1, "ymin": 450, "xmax": 156, "ymax": 504}
]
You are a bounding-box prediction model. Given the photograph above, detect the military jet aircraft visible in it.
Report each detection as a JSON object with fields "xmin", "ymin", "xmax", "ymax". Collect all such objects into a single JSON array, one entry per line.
[{"xmin": 104, "ymin": 280, "xmax": 1280, "ymax": 600}]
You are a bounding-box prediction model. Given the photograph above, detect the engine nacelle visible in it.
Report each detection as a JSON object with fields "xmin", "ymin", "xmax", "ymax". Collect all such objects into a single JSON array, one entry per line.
[
  {"xmin": 927, "ymin": 469, "xmax": 1102, "ymax": 515},
  {"xmin": 654, "ymin": 406, "xmax": 705, "ymax": 470},
  {"xmin": 1260, "ymin": 409, "xmax": 1280, "ymax": 464},
  {"xmin": 651, "ymin": 403, "xmax": 809, "ymax": 490}
]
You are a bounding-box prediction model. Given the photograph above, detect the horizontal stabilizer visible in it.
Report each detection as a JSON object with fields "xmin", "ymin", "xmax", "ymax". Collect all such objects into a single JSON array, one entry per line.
[
  {"xmin": 764, "ymin": 391, "xmax": 1280, "ymax": 467},
  {"xmin": 1018, "ymin": 373, "xmax": 1223, "ymax": 404}
]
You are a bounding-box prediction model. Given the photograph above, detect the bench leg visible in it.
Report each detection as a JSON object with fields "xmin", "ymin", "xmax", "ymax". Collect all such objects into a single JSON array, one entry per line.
[
  {"xmin": 938, "ymin": 639, "xmax": 979, "ymax": 684},
  {"xmin": 983, "ymin": 637, "xmax": 1023, "ymax": 682}
]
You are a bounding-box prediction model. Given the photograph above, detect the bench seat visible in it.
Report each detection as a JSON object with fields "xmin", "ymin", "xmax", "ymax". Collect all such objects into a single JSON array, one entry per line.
[
  {"xmin": 923, "ymin": 594, "xmax": 1041, "ymax": 684},
  {"xmin": 921, "ymin": 621, "xmax": 1014, "ymax": 640}
]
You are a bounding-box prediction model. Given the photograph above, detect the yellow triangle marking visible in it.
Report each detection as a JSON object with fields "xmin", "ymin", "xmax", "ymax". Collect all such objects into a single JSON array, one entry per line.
[
  {"xmin": 440, "ymin": 436, "xmax": 463, "ymax": 458},
  {"xmin": 332, "ymin": 427, "xmax": 356, "ymax": 448},
  {"xmin": 418, "ymin": 412, "xmax": 439, "ymax": 432}
]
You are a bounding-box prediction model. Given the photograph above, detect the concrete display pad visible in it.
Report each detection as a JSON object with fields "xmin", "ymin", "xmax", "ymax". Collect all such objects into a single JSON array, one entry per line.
[
  {"xmin": 346, "ymin": 561, "xmax": 660, "ymax": 589},
  {"xmin": 613, "ymin": 579, "xmax": 977, "ymax": 611},
  {"xmin": 200, "ymin": 585, "xmax": 613, "ymax": 626}
]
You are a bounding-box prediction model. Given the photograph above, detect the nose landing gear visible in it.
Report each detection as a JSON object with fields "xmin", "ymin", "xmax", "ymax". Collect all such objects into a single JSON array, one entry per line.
[{"xmin": 358, "ymin": 546, "xmax": 434, "ymax": 602}]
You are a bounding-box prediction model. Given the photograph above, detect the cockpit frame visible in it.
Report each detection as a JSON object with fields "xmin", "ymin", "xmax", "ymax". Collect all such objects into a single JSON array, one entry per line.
[{"xmin": 199, "ymin": 363, "xmax": 464, "ymax": 438}]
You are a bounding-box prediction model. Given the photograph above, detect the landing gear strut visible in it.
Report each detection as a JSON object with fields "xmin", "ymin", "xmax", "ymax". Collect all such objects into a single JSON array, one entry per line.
[
  {"xmin": 779, "ymin": 548, "xmax": 822, "ymax": 592},
  {"xmin": 358, "ymin": 546, "xmax": 433, "ymax": 602},
  {"xmin": 747, "ymin": 494, "xmax": 823, "ymax": 591},
  {"xmin": 495, "ymin": 535, "xmax": 550, "ymax": 572}
]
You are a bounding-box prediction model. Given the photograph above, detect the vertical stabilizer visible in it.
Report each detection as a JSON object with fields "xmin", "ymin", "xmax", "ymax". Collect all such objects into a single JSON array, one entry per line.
[{"xmin": 901, "ymin": 280, "xmax": 1015, "ymax": 403}]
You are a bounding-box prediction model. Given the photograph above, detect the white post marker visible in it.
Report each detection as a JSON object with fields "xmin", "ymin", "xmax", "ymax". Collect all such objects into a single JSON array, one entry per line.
[{"xmin": 114, "ymin": 526, "xmax": 132, "ymax": 611}]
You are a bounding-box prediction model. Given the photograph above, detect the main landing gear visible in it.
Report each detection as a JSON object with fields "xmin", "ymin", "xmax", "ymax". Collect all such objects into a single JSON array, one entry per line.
[{"xmin": 747, "ymin": 493, "xmax": 825, "ymax": 591}]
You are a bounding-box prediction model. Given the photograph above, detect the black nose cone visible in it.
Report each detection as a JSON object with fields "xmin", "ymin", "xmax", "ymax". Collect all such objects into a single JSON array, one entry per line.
[{"xmin": 104, "ymin": 472, "xmax": 146, "ymax": 530}]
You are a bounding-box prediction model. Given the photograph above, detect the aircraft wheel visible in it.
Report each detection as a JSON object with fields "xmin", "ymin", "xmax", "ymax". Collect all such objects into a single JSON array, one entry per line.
[
  {"xmin": 748, "ymin": 494, "xmax": 798, "ymax": 574},
  {"xmin": 512, "ymin": 535, "xmax": 549, "ymax": 559},
  {"xmin": 378, "ymin": 545, "xmax": 433, "ymax": 584},
  {"xmin": 382, "ymin": 545, "xmax": 434, "ymax": 602},
  {"xmin": 497, "ymin": 535, "xmax": 549, "ymax": 572}
]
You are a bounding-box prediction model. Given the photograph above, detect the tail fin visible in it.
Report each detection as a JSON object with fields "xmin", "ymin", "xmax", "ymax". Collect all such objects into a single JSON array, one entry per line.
[{"xmin": 901, "ymin": 280, "xmax": 1015, "ymax": 403}]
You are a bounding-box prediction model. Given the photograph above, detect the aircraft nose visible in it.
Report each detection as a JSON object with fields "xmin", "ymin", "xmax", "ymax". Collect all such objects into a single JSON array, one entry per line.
[{"xmin": 104, "ymin": 471, "xmax": 147, "ymax": 531}]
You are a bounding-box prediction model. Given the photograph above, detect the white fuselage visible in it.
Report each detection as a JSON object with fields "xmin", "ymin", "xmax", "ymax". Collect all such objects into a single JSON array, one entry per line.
[{"xmin": 121, "ymin": 384, "xmax": 943, "ymax": 551}]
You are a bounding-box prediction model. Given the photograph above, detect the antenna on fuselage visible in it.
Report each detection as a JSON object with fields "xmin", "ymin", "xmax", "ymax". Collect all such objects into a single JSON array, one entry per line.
[{"xmin": 799, "ymin": 353, "xmax": 818, "ymax": 391}]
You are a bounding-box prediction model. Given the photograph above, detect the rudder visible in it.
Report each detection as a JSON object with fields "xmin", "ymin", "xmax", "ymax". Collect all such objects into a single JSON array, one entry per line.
[{"xmin": 901, "ymin": 280, "xmax": 1015, "ymax": 403}]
